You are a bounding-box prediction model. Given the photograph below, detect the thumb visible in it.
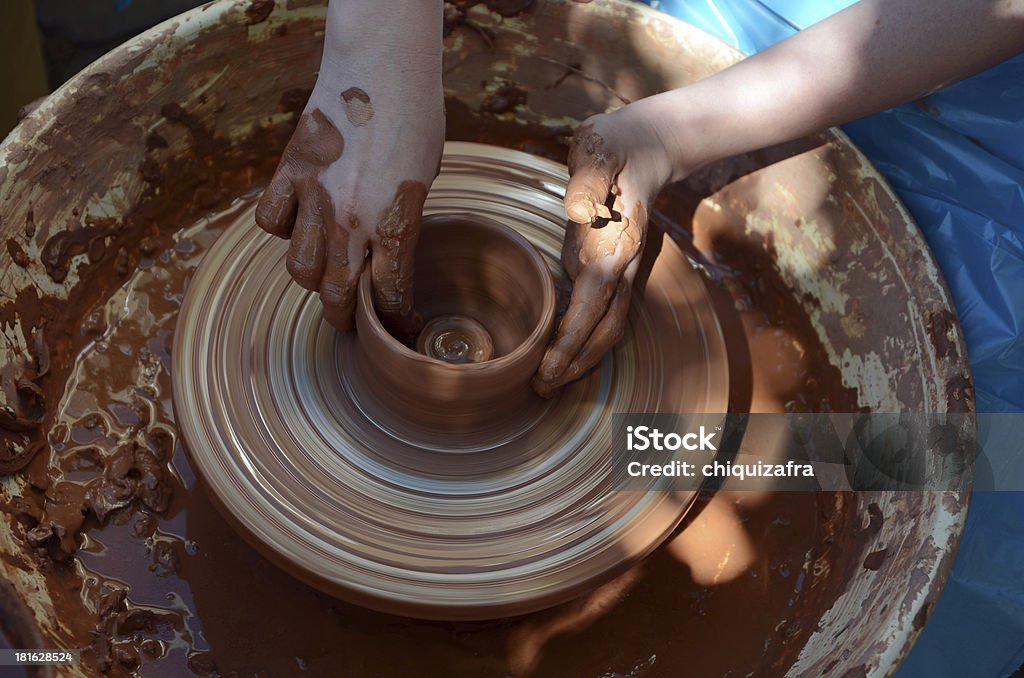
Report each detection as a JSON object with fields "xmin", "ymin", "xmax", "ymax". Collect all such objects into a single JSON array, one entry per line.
[{"xmin": 564, "ymin": 125, "xmax": 623, "ymax": 224}]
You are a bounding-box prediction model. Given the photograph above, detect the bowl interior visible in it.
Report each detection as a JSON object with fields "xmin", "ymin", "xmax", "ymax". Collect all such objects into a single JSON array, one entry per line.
[{"xmin": 411, "ymin": 216, "xmax": 550, "ymax": 358}]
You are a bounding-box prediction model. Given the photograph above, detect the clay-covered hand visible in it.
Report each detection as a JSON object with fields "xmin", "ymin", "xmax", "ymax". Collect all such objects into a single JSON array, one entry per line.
[
  {"xmin": 533, "ymin": 104, "xmax": 676, "ymax": 397},
  {"xmin": 255, "ymin": 1, "xmax": 443, "ymax": 334}
]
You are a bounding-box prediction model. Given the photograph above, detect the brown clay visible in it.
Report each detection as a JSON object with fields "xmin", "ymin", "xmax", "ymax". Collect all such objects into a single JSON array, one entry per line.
[
  {"xmin": 171, "ymin": 143, "xmax": 729, "ymax": 620},
  {"xmin": 0, "ymin": 1, "xmax": 972, "ymax": 675},
  {"xmin": 354, "ymin": 214, "xmax": 556, "ymax": 440}
]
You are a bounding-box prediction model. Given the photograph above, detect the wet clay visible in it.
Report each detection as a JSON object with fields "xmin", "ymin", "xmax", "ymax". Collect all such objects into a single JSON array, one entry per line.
[
  {"xmin": 0, "ymin": 1, "xmax": 974, "ymax": 674},
  {"xmin": 9, "ymin": 207, "xmax": 854, "ymax": 675},
  {"xmin": 244, "ymin": 0, "xmax": 275, "ymax": 25},
  {"xmin": 172, "ymin": 145, "xmax": 726, "ymax": 619},
  {"xmin": 0, "ymin": 51, "xmax": 875, "ymax": 666},
  {"xmin": 255, "ymin": 107, "xmax": 343, "ymax": 247},
  {"xmin": 481, "ymin": 83, "xmax": 528, "ymax": 115},
  {"xmin": 2, "ymin": 112, "xmax": 863, "ymax": 674},
  {"xmin": 564, "ymin": 125, "xmax": 617, "ymax": 224},
  {"xmin": 417, "ymin": 315, "xmax": 495, "ymax": 363},
  {"xmin": 256, "ymin": 107, "xmax": 427, "ymax": 335},
  {"xmin": 369, "ymin": 179, "xmax": 429, "ymax": 334},
  {"xmin": 340, "ymin": 87, "xmax": 374, "ymax": 127},
  {"xmin": 355, "ymin": 214, "xmax": 555, "ymax": 440}
]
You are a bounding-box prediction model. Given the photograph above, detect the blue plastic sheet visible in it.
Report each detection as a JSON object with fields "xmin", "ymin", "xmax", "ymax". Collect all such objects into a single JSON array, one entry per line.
[{"xmin": 639, "ymin": 1, "xmax": 1024, "ymax": 675}]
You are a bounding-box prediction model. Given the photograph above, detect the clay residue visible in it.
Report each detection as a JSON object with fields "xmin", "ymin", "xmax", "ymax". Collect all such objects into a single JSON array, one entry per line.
[
  {"xmin": 564, "ymin": 126, "xmax": 616, "ymax": 223},
  {"xmin": 480, "ymin": 0, "xmax": 536, "ymax": 16},
  {"xmin": 244, "ymin": 0, "xmax": 275, "ymax": 25},
  {"xmin": 0, "ymin": 29, "xmax": 297, "ymax": 667},
  {"xmin": 40, "ymin": 215, "xmax": 122, "ymax": 283},
  {"xmin": 255, "ymin": 107, "xmax": 344, "ymax": 294},
  {"xmin": 443, "ymin": 3, "xmax": 465, "ymax": 36},
  {"xmin": 369, "ymin": 180, "xmax": 427, "ymax": 333},
  {"xmin": 862, "ymin": 548, "xmax": 888, "ymax": 571},
  {"xmin": 0, "ymin": 320, "xmax": 50, "ymax": 473},
  {"xmin": 481, "ymin": 82, "xmax": 528, "ymax": 115},
  {"xmin": 282, "ymin": 108, "xmax": 344, "ymax": 169},
  {"xmin": 5, "ymin": 239, "xmax": 29, "ymax": 268},
  {"xmin": 278, "ymin": 88, "xmax": 311, "ymax": 116},
  {"xmin": 340, "ymin": 87, "xmax": 375, "ymax": 127}
]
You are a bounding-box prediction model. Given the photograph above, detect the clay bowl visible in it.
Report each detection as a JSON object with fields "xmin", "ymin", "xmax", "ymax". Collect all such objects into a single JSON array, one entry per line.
[
  {"xmin": 0, "ymin": 0, "xmax": 973, "ymax": 674},
  {"xmin": 353, "ymin": 214, "xmax": 556, "ymax": 444}
]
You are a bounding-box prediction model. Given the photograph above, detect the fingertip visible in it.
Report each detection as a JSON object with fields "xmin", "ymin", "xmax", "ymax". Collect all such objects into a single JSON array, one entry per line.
[
  {"xmin": 322, "ymin": 307, "xmax": 355, "ymax": 332},
  {"xmin": 256, "ymin": 173, "xmax": 298, "ymax": 238},
  {"xmin": 369, "ymin": 245, "xmax": 416, "ymax": 320},
  {"xmin": 537, "ymin": 353, "xmax": 568, "ymax": 386},
  {"xmin": 318, "ymin": 249, "xmax": 364, "ymax": 336},
  {"xmin": 319, "ymin": 279, "xmax": 358, "ymax": 332},
  {"xmin": 530, "ymin": 373, "xmax": 560, "ymax": 399},
  {"xmin": 565, "ymin": 126, "xmax": 622, "ymax": 225},
  {"xmin": 319, "ymin": 278, "xmax": 359, "ymax": 330},
  {"xmin": 532, "ymin": 346, "xmax": 586, "ymax": 398},
  {"xmin": 285, "ymin": 199, "xmax": 326, "ymax": 291},
  {"xmin": 565, "ymin": 195, "xmax": 596, "ymax": 225},
  {"xmin": 537, "ymin": 332, "xmax": 578, "ymax": 382}
]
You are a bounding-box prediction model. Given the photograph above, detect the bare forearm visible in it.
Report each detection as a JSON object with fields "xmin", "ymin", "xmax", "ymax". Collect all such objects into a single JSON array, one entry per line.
[
  {"xmin": 258, "ymin": 0, "xmax": 445, "ymax": 331},
  {"xmin": 323, "ymin": 0, "xmax": 443, "ymax": 76},
  {"xmin": 316, "ymin": 0, "xmax": 443, "ymax": 121},
  {"xmin": 647, "ymin": 0, "xmax": 1024, "ymax": 177}
]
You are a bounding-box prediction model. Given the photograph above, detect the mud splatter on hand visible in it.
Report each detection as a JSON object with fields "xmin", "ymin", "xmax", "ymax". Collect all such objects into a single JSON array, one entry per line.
[{"xmin": 341, "ymin": 87, "xmax": 375, "ymax": 127}]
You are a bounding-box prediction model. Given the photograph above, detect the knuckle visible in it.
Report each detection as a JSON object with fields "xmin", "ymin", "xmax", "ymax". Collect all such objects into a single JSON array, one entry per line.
[
  {"xmin": 256, "ymin": 198, "xmax": 290, "ymax": 233},
  {"xmin": 254, "ymin": 207, "xmax": 275, "ymax": 232},
  {"xmin": 285, "ymin": 255, "xmax": 319, "ymax": 287},
  {"xmin": 319, "ymin": 280, "xmax": 356, "ymax": 306}
]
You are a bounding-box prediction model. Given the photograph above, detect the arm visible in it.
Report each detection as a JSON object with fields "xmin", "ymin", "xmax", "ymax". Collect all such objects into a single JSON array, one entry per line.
[
  {"xmin": 256, "ymin": 0, "xmax": 444, "ymax": 334},
  {"xmin": 533, "ymin": 0, "xmax": 1024, "ymax": 395},
  {"xmin": 646, "ymin": 0, "xmax": 1024, "ymax": 180}
]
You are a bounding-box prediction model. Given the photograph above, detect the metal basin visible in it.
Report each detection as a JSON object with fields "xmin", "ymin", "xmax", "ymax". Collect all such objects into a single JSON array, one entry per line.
[{"xmin": 0, "ymin": 0, "xmax": 973, "ymax": 675}]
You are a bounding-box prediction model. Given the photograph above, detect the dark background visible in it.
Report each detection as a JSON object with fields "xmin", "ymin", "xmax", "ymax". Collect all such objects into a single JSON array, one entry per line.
[{"xmin": 1, "ymin": 0, "xmax": 206, "ymax": 136}]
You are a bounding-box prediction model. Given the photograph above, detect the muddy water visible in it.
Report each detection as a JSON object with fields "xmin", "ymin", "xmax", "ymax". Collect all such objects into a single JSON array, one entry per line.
[
  {"xmin": 2, "ymin": 182, "xmax": 857, "ymax": 676},
  {"xmin": 0, "ymin": 72, "xmax": 866, "ymax": 673}
]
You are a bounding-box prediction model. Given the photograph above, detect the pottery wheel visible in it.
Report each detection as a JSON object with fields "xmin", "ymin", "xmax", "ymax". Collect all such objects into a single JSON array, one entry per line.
[{"xmin": 173, "ymin": 142, "xmax": 729, "ymax": 619}]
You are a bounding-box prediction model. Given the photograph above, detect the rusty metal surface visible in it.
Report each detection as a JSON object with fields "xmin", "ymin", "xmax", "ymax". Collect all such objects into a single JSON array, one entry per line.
[{"xmin": 0, "ymin": 0, "xmax": 972, "ymax": 675}]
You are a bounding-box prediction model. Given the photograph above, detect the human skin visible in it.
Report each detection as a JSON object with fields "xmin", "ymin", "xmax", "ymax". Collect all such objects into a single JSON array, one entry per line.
[
  {"xmin": 260, "ymin": 0, "xmax": 1024, "ymax": 395},
  {"xmin": 255, "ymin": 0, "xmax": 444, "ymax": 335},
  {"xmin": 533, "ymin": 0, "xmax": 1024, "ymax": 395}
]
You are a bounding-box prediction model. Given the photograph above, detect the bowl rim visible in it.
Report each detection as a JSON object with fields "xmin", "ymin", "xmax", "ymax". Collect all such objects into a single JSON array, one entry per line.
[{"xmin": 356, "ymin": 212, "xmax": 557, "ymax": 373}]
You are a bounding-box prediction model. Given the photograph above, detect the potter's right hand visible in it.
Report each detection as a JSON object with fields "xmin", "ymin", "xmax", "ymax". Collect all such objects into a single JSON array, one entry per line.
[
  {"xmin": 255, "ymin": 0, "xmax": 444, "ymax": 334},
  {"xmin": 533, "ymin": 104, "xmax": 677, "ymax": 397}
]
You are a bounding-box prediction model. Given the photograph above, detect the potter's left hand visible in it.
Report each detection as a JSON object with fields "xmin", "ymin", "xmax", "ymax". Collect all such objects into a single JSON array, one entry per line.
[
  {"xmin": 533, "ymin": 104, "xmax": 676, "ymax": 397},
  {"xmin": 254, "ymin": 0, "xmax": 443, "ymax": 335}
]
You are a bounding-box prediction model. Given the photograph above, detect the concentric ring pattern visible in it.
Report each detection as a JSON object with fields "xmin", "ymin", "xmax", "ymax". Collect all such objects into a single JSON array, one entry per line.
[{"xmin": 172, "ymin": 142, "xmax": 729, "ymax": 619}]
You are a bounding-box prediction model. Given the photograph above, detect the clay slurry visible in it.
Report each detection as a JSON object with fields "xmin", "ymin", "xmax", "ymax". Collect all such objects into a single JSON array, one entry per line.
[
  {"xmin": 172, "ymin": 146, "xmax": 730, "ymax": 623},
  {"xmin": 417, "ymin": 315, "xmax": 495, "ymax": 364},
  {"xmin": 6, "ymin": 139, "xmax": 854, "ymax": 675}
]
